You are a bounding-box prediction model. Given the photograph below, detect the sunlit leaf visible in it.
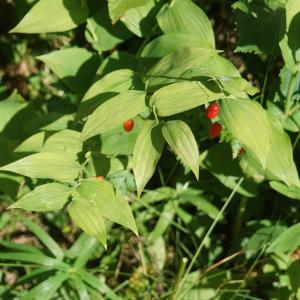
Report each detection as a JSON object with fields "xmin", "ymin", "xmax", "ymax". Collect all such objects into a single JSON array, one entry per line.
[{"xmin": 162, "ymin": 120, "xmax": 199, "ymax": 179}]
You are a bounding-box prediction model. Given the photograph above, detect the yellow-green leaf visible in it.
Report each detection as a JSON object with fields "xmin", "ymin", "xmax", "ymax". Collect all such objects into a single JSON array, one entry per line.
[
  {"xmin": 76, "ymin": 180, "xmax": 138, "ymax": 235},
  {"xmin": 0, "ymin": 152, "xmax": 81, "ymax": 182},
  {"xmin": 146, "ymin": 47, "xmax": 219, "ymax": 90},
  {"xmin": 220, "ymin": 99, "xmax": 272, "ymax": 167},
  {"xmin": 157, "ymin": 0, "xmax": 215, "ymax": 48},
  {"xmin": 68, "ymin": 196, "xmax": 107, "ymax": 248},
  {"xmin": 10, "ymin": 0, "xmax": 89, "ymax": 33},
  {"xmin": 81, "ymin": 90, "xmax": 146, "ymax": 141},
  {"xmin": 9, "ymin": 183, "xmax": 70, "ymax": 212},
  {"xmin": 150, "ymin": 81, "xmax": 224, "ymax": 116},
  {"xmin": 133, "ymin": 121, "xmax": 165, "ymax": 197},
  {"xmin": 162, "ymin": 120, "xmax": 199, "ymax": 179}
]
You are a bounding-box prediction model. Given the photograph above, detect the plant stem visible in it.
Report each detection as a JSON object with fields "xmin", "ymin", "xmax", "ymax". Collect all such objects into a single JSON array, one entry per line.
[
  {"xmin": 138, "ymin": 239, "xmax": 147, "ymax": 274},
  {"xmin": 171, "ymin": 257, "xmax": 188, "ymax": 300},
  {"xmin": 284, "ymin": 72, "xmax": 298, "ymax": 117},
  {"xmin": 229, "ymin": 197, "xmax": 248, "ymax": 253},
  {"xmin": 173, "ymin": 177, "xmax": 244, "ymax": 300},
  {"xmin": 293, "ymin": 131, "xmax": 300, "ymax": 151},
  {"xmin": 260, "ymin": 55, "xmax": 273, "ymax": 107}
]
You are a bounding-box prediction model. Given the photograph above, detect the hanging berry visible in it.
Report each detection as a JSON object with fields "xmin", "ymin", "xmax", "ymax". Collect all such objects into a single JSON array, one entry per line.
[
  {"xmin": 96, "ymin": 176, "xmax": 104, "ymax": 180},
  {"xmin": 123, "ymin": 119, "xmax": 134, "ymax": 132},
  {"xmin": 239, "ymin": 147, "xmax": 245, "ymax": 156},
  {"xmin": 206, "ymin": 103, "xmax": 220, "ymax": 119},
  {"xmin": 209, "ymin": 122, "xmax": 222, "ymax": 138}
]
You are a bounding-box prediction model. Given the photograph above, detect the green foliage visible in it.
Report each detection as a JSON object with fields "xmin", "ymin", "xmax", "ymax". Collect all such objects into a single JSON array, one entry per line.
[{"xmin": 1, "ymin": 0, "xmax": 300, "ymax": 298}]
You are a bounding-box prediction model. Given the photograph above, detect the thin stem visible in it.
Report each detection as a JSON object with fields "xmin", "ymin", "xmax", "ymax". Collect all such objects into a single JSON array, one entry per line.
[
  {"xmin": 171, "ymin": 258, "xmax": 188, "ymax": 300},
  {"xmin": 158, "ymin": 166, "xmax": 166, "ymax": 186},
  {"xmin": 153, "ymin": 106, "xmax": 159, "ymax": 125},
  {"xmin": 138, "ymin": 239, "xmax": 147, "ymax": 274},
  {"xmin": 173, "ymin": 177, "xmax": 245, "ymax": 300},
  {"xmin": 293, "ymin": 131, "xmax": 300, "ymax": 151},
  {"xmin": 260, "ymin": 55, "xmax": 273, "ymax": 107},
  {"xmin": 284, "ymin": 72, "xmax": 298, "ymax": 117},
  {"xmin": 166, "ymin": 161, "xmax": 179, "ymax": 185}
]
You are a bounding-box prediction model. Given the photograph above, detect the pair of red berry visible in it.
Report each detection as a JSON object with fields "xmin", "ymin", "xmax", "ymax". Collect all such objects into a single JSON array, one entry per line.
[{"xmin": 206, "ymin": 103, "xmax": 222, "ymax": 139}]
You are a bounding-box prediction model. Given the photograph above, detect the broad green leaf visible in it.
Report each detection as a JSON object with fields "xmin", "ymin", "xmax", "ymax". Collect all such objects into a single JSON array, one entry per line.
[
  {"xmin": 0, "ymin": 91, "xmax": 37, "ymax": 140},
  {"xmin": 23, "ymin": 219, "xmax": 64, "ymax": 260},
  {"xmin": 270, "ymin": 181, "xmax": 300, "ymax": 200},
  {"xmin": 108, "ymin": 0, "xmax": 150, "ymax": 23},
  {"xmin": 157, "ymin": 0, "xmax": 215, "ymax": 49},
  {"xmin": 77, "ymin": 69, "xmax": 143, "ymax": 120},
  {"xmin": 37, "ymin": 48, "xmax": 99, "ymax": 95},
  {"xmin": 279, "ymin": 0, "xmax": 300, "ymax": 72},
  {"xmin": 220, "ymin": 99, "xmax": 273, "ymax": 167},
  {"xmin": 268, "ymin": 223, "xmax": 300, "ymax": 253},
  {"xmin": 141, "ymin": 34, "xmax": 211, "ymax": 58},
  {"xmin": 121, "ymin": 0, "xmax": 160, "ymax": 37},
  {"xmin": 162, "ymin": 120, "xmax": 199, "ymax": 179},
  {"xmin": 100, "ymin": 117, "xmax": 147, "ymax": 155},
  {"xmin": 68, "ymin": 196, "xmax": 107, "ymax": 248},
  {"xmin": 9, "ymin": 183, "xmax": 70, "ymax": 212},
  {"xmin": 81, "ymin": 90, "xmax": 146, "ymax": 141},
  {"xmin": 133, "ymin": 121, "xmax": 165, "ymax": 197},
  {"xmin": 146, "ymin": 47, "xmax": 219, "ymax": 90},
  {"xmin": 23, "ymin": 273, "xmax": 69, "ymax": 300},
  {"xmin": 76, "ymin": 179, "xmax": 137, "ymax": 235},
  {"xmin": 263, "ymin": 114, "xmax": 299, "ymax": 186},
  {"xmin": 85, "ymin": 4, "xmax": 132, "ymax": 52},
  {"xmin": 200, "ymin": 143, "xmax": 258, "ymax": 197},
  {"xmin": 0, "ymin": 90, "xmax": 26, "ymax": 132},
  {"xmin": 245, "ymin": 225, "xmax": 286, "ymax": 257},
  {"xmin": 150, "ymin": 81, "xmax": 224, "ymax": 116},
  {"xmin": 233, "ymin": 0, "xmax": 284, "ymax": 54},
  {"xmin": 148, "ymin": 201, "xmax": 177, "ymax": 242},
  {"xmin": 0, "ymin": 152, "xmax": 81, "ymax": 182},
  {"xmin": 15, "ymin": 130, "xmax": 81, "ymax": 154},
  {"xmin": 10, "ymin": 0, "xmax": 89, "ymax": 33}
]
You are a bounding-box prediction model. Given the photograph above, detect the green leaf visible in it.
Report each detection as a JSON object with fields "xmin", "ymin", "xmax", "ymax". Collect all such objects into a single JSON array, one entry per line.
[
  {"xmin": 23, "ymin": 273, "xmax": 69, "ymax": 300},
  {"xmin": 200, "ymin": 143, "xmax": 258, "ymax": 197},
  {"xmin": 10, "ymin": 0, "xmax": 89, "ymax": 33},
  {"xmin": 100, "ymin": 117, "xmax": 147, "ymax": 156},
  {"xmin": 9, "ymin": 183, "xmax": 70, "ymax": 212},
  {"xmin": 150, "ymin": 81, "xmax": 224, "ymax": 116},
  {"xmin": 85, "ymin": 4, "xmax": 132, "ymax": 52},
  {"xmin": 162, "ymin": 120, "xmax": 199, "ymax": 179},
  {"xmin": 37, "ymin": 48, "xmax": 99, "ymax": 95},
  {"xmin": 263, "ymin": 114, "xmax": 299, "ymax": 186},
  {"xmin": 219, "ymin": 99, "xmax": 273, "ymax": 167},
  {"xmin": 133, "ymin": 121, "xmax": 165, "ymax": 197},
  {"xmin": 141, "ymin": 34, "xmax": 211, "ymax": 58},
  {"xmin": 15, "ymin": 130, "xmax": 81, "ymax": 154},
  {"xmin": 148, "ymin": 201, "xmax": 177, "ymax": 242},
  {"xmin": 68, "ymin": 196, "xmax": 107, "ymax": 248},
  {"xmin": 121, "ymin": 0, "xmax": 160, "ymax": 37},
  {"xmin": 146, "ymin": 47, "xmax": 219, "ymax": 90},
  {"xmin": 108, "ymin": 0, "xmax": 150, "ymax": 23},
  {"xmin": 270, "ymin": 181, "xmax": 300, "ymax": 200},
  {"xmin": 23, "ymin": 219, "xmax": 64, "ymax": 260},
  {"xmin": 279, "ymin": 0, "xmax": 300, "ymax": 72},
  {"xmin": 157, "ymin": 0, "xmax": 215, "ymax": 49},
  {"xmin": 267, "ymin": 223, "xmax": 300, "ymax": 253},
  {"xmin": 233, "ymin": 0, "xmax": 284, "ymax": 54},
  {"xmin": 0, "ymin": 152, "xmax": 81, "ymax": 182},
  {"xmin": 80, "ymin": 90, "xmax": 146, "ymax": 141},
  {"xmin": 77, "ymin": 69, "xmax": 143, "ymax": 121},
  {"xmin": 0, "ymin": 252, "xmax": 68, "ymax": 269},
  {"xmin": 76, "ymin": 179, "xmax": 138, "ymax": 235}
]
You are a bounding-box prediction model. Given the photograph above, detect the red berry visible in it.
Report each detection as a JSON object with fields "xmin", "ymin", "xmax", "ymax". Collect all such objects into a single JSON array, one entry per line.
[
  {"xmin": 123, "ymin": 119, "xmax": 134, "ymax": 132},
  {"xmin": 209, "ymin": 122, "xmax": 222, "ymax": 139},
  {"xmin": 206, "ymin": 103, "xmax": 220, "ymax": 119},
  {"xmin": 96, "ymin": 176, "xmax": 104, "ymax": 181},
  {"xmin": 239, "ymin": 148, "xmax": 245, "ymax": 155}
]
